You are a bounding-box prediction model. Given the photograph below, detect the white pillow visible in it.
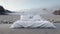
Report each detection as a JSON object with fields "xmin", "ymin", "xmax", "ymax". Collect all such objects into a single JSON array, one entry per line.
[
  {"xmin": 33, "ymin": 15, "xmax": 43, "ymax": 21},
  {"xmin": 20, "ymin": 15, "xmax": 33, "ymax": 21}
]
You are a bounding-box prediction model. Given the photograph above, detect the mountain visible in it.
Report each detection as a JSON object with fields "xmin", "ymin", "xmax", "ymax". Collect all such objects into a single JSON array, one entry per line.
[{"xmin": 0, "ymin": 5, "xmax": 14, "ymax": 15}]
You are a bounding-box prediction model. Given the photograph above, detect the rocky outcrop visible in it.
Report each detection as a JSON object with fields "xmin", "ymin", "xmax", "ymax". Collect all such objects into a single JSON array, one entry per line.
[
  {"xmin": 53, "ymin": 10, "xmax": 60, "ymax": 15},
  {"xmin": 0, "ymin": 6, "xmax": 6, "ymax": 15},
  {"xmin": 0, "ymin": 5, "xmax": 13, "ymax": 15}
]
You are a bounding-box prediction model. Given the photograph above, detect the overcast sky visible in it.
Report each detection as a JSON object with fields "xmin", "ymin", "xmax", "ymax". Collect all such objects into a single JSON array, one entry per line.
[{"xmin": 0, "ymin": 0, "xmax": 60, "ymax": 11}]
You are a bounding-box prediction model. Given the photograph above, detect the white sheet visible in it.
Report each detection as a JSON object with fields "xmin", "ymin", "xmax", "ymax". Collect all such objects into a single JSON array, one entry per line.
[{"xmin": 10, "ymin": 15, "xmax": 56, "ymax": 29}]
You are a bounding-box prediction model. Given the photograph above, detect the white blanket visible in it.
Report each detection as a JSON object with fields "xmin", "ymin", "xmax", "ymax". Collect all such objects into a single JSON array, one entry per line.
[{"xmin": 10, "ymin": 15, "xmax": 56, "ymax": 29}]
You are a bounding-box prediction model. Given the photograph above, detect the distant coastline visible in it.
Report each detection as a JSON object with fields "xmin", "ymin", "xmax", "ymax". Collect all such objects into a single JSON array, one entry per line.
[{"xmin": 0, "ymin": 15, "xmax": 60, "ymax": 23}]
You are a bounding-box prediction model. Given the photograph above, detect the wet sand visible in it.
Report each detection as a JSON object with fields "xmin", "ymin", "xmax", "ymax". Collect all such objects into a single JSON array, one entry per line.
[{"xmin": 0, "ymin": 24, "xmax": 60, "ymax": 34}]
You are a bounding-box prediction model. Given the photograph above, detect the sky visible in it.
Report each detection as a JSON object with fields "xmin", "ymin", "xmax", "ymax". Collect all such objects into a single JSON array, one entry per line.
[{"xmin": 0, "ymin": 0, "xmax": 60, "ymax": 11}]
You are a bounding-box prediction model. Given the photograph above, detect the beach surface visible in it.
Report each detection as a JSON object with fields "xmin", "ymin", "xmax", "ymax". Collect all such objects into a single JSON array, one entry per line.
[
  {"xmin": 0, "ymin": 23, "xmax": 60, "ymax": 34},
  {"xmin": 0, "ymin": 15, "xmax": 60, "ymax": 34}
]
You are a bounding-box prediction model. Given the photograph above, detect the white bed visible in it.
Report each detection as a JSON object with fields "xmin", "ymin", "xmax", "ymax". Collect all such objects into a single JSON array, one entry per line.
[{"xmin": 10, "ymin": 15, "xmax": 56, "ymax": 29}]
